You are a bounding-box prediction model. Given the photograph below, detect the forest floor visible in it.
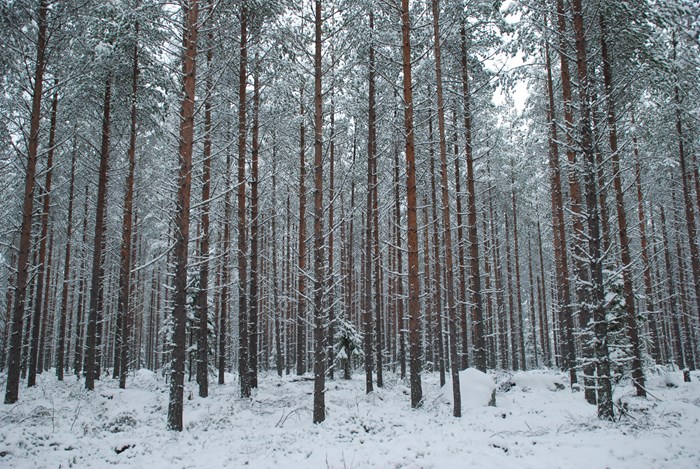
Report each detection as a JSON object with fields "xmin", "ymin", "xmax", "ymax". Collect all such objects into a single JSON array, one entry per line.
[{"xmin": 1, "ymin": 366, "xmax": 699, "ymax": 468}]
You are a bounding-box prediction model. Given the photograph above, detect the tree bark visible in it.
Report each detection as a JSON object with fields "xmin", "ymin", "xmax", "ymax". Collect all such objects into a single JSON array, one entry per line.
[
  {"xmin": 4, "ymin": 0, "xmax": 48, "ymax": 404},
  {"xmin": 599, "ymin": 15, "xmax": 646, "ymax": 396},
  {"xmin": 116, "ymin": 22, "xmax": 139, "ymax": 390},
  {"xmin": 167, "ymin": 0, "xmax": 198, "ymax": 431},
  {"xmin": 28, "ymin": 82, "xmax": 58, "ymax": 387},
  {"xmin": 555, "ymin": 0, "xmax": 581, "ymax": 386},
  {"xmin": 237, "ymin": 4, "xmax": 250, "ymax": 398},
  {"xmin": 400, "ymin": 0, "xmax": 423, "ymax": 408},
  {"xmin": 363, "ymin": 11, "xmax": 376, "ymax": 395},
  {"xmin": 312, "ymin": 0, "xmax": 326, "ymax": 424},
  {"xmin": 571, "ymin": 0, "xmax": 614, "ymax": 418},
  {"xmin": 631, "ymin": 115, "xmax": 660, "ymax": 363},
  {"xmin": 56, "ymin": 132, "xmax": 78, "ymax": 380},
  {"xmin": 249, "ymin": 49, "xmax": 261, "ymax": 390},
  {"xmin": 432, "ymin": 0, "xmax": 461, "ymax": 416},
  {"xmin": 297, "ymin": 82, "xmax": 307, "ymax": 377},
  {"xmin": 85, "ymin": 74, "xmax": 112, "ymax": 391},
  {"xmin": 460, "ymin": 25, "xmax": 485, "ymax": 373}
]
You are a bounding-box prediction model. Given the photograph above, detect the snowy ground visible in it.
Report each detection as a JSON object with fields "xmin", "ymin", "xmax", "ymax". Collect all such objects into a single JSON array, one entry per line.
[{"xmin": 1, "ymin": 367, "xmax": 699, "ymax": 468}]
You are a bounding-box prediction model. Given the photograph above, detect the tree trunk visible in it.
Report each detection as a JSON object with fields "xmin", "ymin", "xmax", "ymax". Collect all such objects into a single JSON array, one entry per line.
[
  {"xmin": 571, "ymin": 0, "xmax": 614, "ymax": 418},
  {"xmin": 196, "ymin": 4, "xmax": 213, "ymax": 398},
  {"xmin": 432, "ymin": 0, "xmax": 461, "ymax": 416},
  {"xmin": 312, "ymin": 0, "xmax": 326, "ymax": 424},
  {"xmin": 363, "ymin": 11, "xmax": 376, "ymax": 395},
  {"xmin": 399, "ymin": 0, "xmax": 423, "ymax": 408},
  {"xmin": 28, "ymin": 83, "xmax": 58, "ymax": 387},
  {"xmin": 511, "ymin": 180, "xmax": 526, "ymax": 370},
  {"xmin": 85, "ymin": 74, "xmax": 112, "ymax": 391},
  {"xmin": 249, "ymin": 49, "xmax": 261, "ymax": 390},
  {"xmin": 219, "ymin": 133, "xmax": 233, "ymax": 385},
  {"xmin": 393, "ymin": 117, "xmax": 406, "ymax": 379},
  {"xmin": 74, "ymin": 185, "xmax": 90, "ymax": 377},
  {"xmin": 599, "ymin": 15, "xmax": 646, "ymax": 396},
  {"xmin": 56, "ymin": 134, "xmax": 77, "ymax": 381},
  {"xmin": 297, "ymin": 81, "xmax": 307, "ymax": 377},
  {"xmin": 631, "ymin": 114, "xmax": 660, "ymax": 363},
  {"xmin": 555, "ymin": 0, "xmax": 581, "ymax": 386},
  {"xmin": 237, "ymin": 4, "xmax": 250, "ymax": 398},
  {"xmin": 659, "ymin": 207, "xmax": 686, "ymax": 370},
  {"xmin": 672, "ymin": 35, "xmax": 700, "ymax": 329},
  {"xmin": 115, "ymin": 23, "xmax": 139, "ymax": 390},
  {"xmin": 460, "ymin": 25, "xmax": 485, "ymax": 373},
  {"xmin": 428, "ymin": 114, "xmax": 446, "ymax": 385},
  {"xmin": 167, "ymin": 0, "xmax": 198, "ymax": 432},
  {"xmin": 4, "ymin": 0, "xmax": 48, "ymax": 404}
]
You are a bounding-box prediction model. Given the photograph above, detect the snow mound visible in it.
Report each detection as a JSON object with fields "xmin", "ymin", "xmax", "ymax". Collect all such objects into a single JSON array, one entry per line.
[
  {"xmin": 441, "ymin": 368, "xmax": 496, "ymax": 408},
  {"xmin": 662, "ymin": 371, "xmax": 683, "ymax": 388},
  {"xmin": 511, "ymin": 371, "xmax": 566, "ymax": 392},
  {"xmin": 131, "ymin": 368, "xmax": 158, "ymax": 387}
]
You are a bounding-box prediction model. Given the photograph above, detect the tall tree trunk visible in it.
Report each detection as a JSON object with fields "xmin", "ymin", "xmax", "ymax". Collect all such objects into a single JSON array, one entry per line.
[
  {"xmin": 631, "ymin": 114, "xmax": 660, "ymax": 363},
  {"xmin": 400, "ymin": 0, "xmax": 423, "ymax": 408},
  {"xmin": 37, "ymin": 227, "xmax": 55, "ymax": 374},
  {"xmin": 197, "ymin": 6, "xmax": 213, "ymax": 398},
  {"xmin": 363, "ymin": 11, "xmax": 376, "ymax": 395},
  {"xmin": 297, "ymin": 82, "xmax": 307, "ymax": 377},
  {"xmin": 432, "ymin": 0, "xmax": 461, "ymax": 416},
  {"xmin": 460, "ymin": 24, "xmax": 485, "ymax": 372},
  {"xmin": 543, "ymin": 23, "xmax": 570, "ymax": 377},
  {"xmin": 571, "ymin": 0, "xmax": 614, "ymax": 418},
  {"xmin": 672, "ymin": 35, "xmax": 700, "ymax": 329},
  {"xmin": 311, "ymin": 0, "xmax": 326, "ymax": 424},
  {"xmin": 326, "ymin": 72, "xmax": 336, "ymax": 381},
  {"xmin": 599, "ymin": 16, "xmax": 646, "ymax": 396},
  {"xmin": 56, "ymin": 133, "xmax": 78, "ymax": 380},
  {"xmin": 393, "ymin": 118, "xmax": 406, "ymax": 379},
  {"xmin": 273, "ymin": 136, "xmax": 283, "ymax": 377},
  {"xmin": 74, "ymin": 185, "xmax": 90, "ymax": 377},
  {"xmin": 528, "ymin": 237, "xmax": 539, "ymax": 368},
  {"xmin": 248, "ymin": 49, "xmax": 261, "ymax": 390},
  {"xmin": 452, "ymin": 112, "xmax": 469, "ymax": 370},
  {"xmin": 537, "ymin": 220, "xmax": 551, "ymax": 367},
  {"xmin": 167, "ymin": 0, "xmax": 198, "ymax": 431},
  {"xmin": 28, "ymin": 83, "xmax": 58, "ymax": 387},
  {"xmin": 2, "ymin": 252, "xmax": 16, "ymax": 372},
  {"xmin": 237, "ymin": 4, "xmax": 250, "ymax": 398},
  {"xmin": 116, "ymin": 23, "xmax": 139, "ymax": 390},
  {"xmin": 555, "ymin": 0, "xmax": 581, "ymax": 386},
  {"xmin": 219, "ymin": 133, "xmax": 233, "ymax": 385},
  {"xmin": 659, "ymin": 207, "xmax": 686, "ymax": 370},
  {"xmin": 511, "ymin": 179, "xmax": 526, "ymax": 370},
  {"xmin": 85, "ymin": 74, "xmax": 112, "ymax": 391},
  {"xmin": 4, "ymin": 0, "xmax": 48, "ymax": 404},
  {"xmin": 504, "ymin": 212, "xmax": 517, "ymax": 370},
  {"xmin": 672, "ymin": 202, "xmax": 697, "ymax": 374},
  {"xmin": 428, "ymin": 115, "xmax": 445, "ymax": 385}
]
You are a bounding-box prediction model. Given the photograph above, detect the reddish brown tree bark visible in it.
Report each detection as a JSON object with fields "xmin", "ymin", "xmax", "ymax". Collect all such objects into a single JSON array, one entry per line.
[
  {"xmin": 85, "ymin": 73, "xmax": 112, "ymax": 391},
  {"xmin": 4, "ymin": 0, "xmax": 48, "ymax": 404},
  {"xmin": 432, "ymin": 0, "xmax": 461, "ymax": 416},
  {"xmin": 237, "ymin": 4, "xmax": 250, "ymax": 398},
  {"xmin": 28, "ymin": 82, "xmax": 58, "ymax": 387},
  {"xmin": 56, "ymin": 133, "xmax": 78, "ymax": 380},
  {"xmin": 599, "ymin": 14, "xmax": 646, "ymax": 397},
  {"xmin": 167, "ymin": 0, "xmax": 199, "ymax": 431},
  {"xmin": 460, "ymin": 24, "xmax": 485, "ymax": 372},
  {"xmin": 312, "ymin": 0, "xmax": 325, "ymax": 423},
  {"xmin": 400, "ymin": 0, "xmax": 423, "ymax": 408}
]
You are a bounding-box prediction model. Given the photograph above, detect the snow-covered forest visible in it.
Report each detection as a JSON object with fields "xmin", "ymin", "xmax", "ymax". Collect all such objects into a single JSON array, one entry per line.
[{"xmin": 1, "ymin": 0, "xmax": 700, "ymax": 467}]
